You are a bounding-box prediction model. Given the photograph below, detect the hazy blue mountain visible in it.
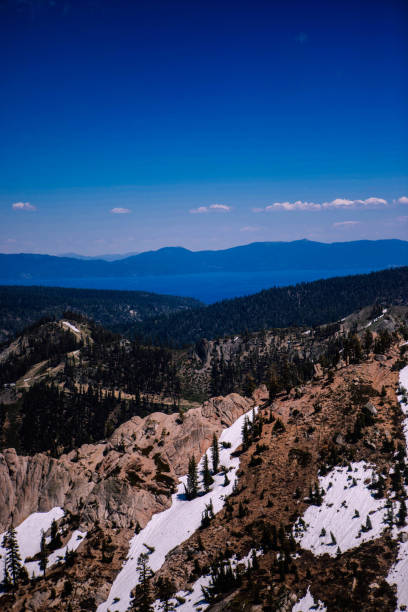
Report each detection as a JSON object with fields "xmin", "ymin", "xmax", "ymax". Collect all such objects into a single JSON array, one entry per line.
[
  {"xmin": 1, "ymin": 239, "xmax": 407, "ymax": 281},
  {"xmin": 59, "ymin": 252, "xmax": 140, "ymax": 261}
]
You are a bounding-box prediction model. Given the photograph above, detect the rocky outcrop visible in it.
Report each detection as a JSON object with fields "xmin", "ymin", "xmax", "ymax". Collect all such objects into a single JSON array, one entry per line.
[{"xmin": 0, "ymin": 392, "xmax": 252, "ymax": 532}]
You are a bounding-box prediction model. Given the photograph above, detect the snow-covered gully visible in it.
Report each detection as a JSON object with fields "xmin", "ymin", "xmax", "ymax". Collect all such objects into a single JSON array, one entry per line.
[{"xmin": 97, "ymin": 407, "xmax": 257, "ymax": 612}]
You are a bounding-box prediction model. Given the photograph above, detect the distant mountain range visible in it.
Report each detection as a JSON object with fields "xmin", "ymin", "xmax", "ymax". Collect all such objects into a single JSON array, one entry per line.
[
  {"xmin": 1, "ymin": 240, "xmax": 408, "ymax": 281},
  {"xmin": 59, "ymin": 252, "xmax": 140, "ymax": 261}
]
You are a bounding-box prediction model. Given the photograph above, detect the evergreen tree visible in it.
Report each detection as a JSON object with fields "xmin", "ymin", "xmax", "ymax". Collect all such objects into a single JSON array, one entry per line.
[
  {"xmin": 397, "ymin": 498, "xmax": 407, "ymax": 526},
  {"xmin": 39, "ymin": 530, "xmax": 48, "ymax": 577},
  {"xmin": 185, "ymin": 456, "xmax": 199, "ymax": 500},
  {"xmin": 211, "ymin": 433, "xmax": 219, "ymax": 474},
  {"xmin": 49, "ymin": 518, "xmax": 62, "ymax": 550},
  {"xmin": 241, "ymin": 416, "xmax": 250, "ymax": 450},
  {"xmin": 2, "ymin": 526, "xmax": 27, "ymax": 588},
  {"xmin": 202, "ymin": 454, "xmax": 214, "ymax": 493},
  {"xmin": 131, "ymin": 553, "xmax": 154, "ymax": 612}
]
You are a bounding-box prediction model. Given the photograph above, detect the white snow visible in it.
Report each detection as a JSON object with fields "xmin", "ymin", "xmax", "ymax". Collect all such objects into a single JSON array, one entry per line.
[
  {"xmin": 26, "ymin": 529, "xmax": 87, "ymax": 577},
  {"xmin": 294, "ymin": 462, "xmax": 387, "ymax": 556},
  {"xmin": 0, "ymin": 508, "xmax": 86, "ymax": 579},
  {"xmin": 292, "ymin": 587, "xmax": 326, "ymax": 611},
  {"xmin": 62, "ymin": 321, "xmax": 80, "ymax": 334},
  {"xmin": 386, "ymin": 365, "xmax": 408, "ymax": 609},
  {"xmin": 0, "ymin": 508, "xmax": 64, "ymax": 575},
  {"xmin": 97, "ymin": 407, "xmax": 257, "ymax": 612}
]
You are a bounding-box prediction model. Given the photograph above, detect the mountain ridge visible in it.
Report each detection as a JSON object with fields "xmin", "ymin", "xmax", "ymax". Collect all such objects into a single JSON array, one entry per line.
[{"xmin": 1, "ymin": 239, "xmax": 407, "ymax": 280}]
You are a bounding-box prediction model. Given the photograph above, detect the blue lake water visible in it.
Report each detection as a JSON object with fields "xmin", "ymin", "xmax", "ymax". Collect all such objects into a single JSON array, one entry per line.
[{"xmin": 0, "ymin": 267, "xmax": 384, "ymax": 304}]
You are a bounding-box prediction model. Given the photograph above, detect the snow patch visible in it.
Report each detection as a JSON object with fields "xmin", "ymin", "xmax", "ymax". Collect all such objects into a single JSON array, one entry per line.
[
  {"xmin": 292, "ymin": 587, "xmax": 326, "ymax": 611},
  {"xmin": 162, "ymin": 549, "xmax": 261, "ymax": 612},
  {"xmin": 294, "ymin": 462, "xmax": 387, "ymax": 556},
  {"xmin": 97, "ymin": 407, "xmax": 257, "ymax": 612},
  {"xmin": 0, "ymin": 508, "xmax": 86, "ymax": 579},
  {"xmin": 0, "ymin": 508, "xmax": 64, "ymax": 575},
  {"xmin": 26, "ymin": 529, "xmax": 87, "ymax": 577},
  {"xmin": 62, "ymin": 321, "xmax": 80, "ymax": 333}
]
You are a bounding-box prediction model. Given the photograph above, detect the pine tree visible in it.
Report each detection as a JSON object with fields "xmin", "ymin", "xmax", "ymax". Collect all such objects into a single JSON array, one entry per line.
[
  {"xmin": 397, "ymin": 498, "xmax": 407, "ymax": 526},
  {"xmin": 49, "ymin": 518, "xmax": 62, "ymax": 550},
  {"xmin": 131, "ymin": 553, "xmax": 154, "ymax": 611},
  {"xmin": 2, "ymin": 526, "xmax": 27, "ymax": 588},
  {"xmin": 185, "ymin": 456, "xmax": 199, "ymax": 500},
  {"xmin": 242, "ymin": 416, "xmax": 250, "ymax": 450},
  {"xmin": 202, "ymin": 454, "xmax": 214, "ymax": 493},
  {"xmin": 211, "ymin": 433, "xmax": 219, "ymax": 474},
  {"xmin": 39, "ymin": 530, "xmax": 48, "ymax": 577}
]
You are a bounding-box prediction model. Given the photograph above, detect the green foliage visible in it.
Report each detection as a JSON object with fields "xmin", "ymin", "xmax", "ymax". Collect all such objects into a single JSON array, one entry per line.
[
  {"xmin": 211, "ymin": 433, "xmax": 220, "ymax": 474},
  {"xmin": 134, "ymin": 268, "xmax": 408, "ymax": 346},
  {"xmin": 185, "ymin": 456, "xmax": 199, "ymax": 500},
  {"xmin": 131, "ymin": 553, "xmax": 154, "ymax": 612},
  {"xmin": 202, "ymin": 454, "xmax": 214, "ymax": 493},
  {"xmin": 2, "ymin": 526, "xmax": 28, "ymax": 589}
]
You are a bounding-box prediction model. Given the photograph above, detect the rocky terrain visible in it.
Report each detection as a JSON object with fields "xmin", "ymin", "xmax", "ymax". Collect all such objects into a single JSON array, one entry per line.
[{"xmin": 0, "ymin": 303, "xmax": 407, "ymax": 611}]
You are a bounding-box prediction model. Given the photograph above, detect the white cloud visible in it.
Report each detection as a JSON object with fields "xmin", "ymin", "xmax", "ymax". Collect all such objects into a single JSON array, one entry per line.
[
  {"xmin": 209, "ymin": 204, "xmax": 231, "ymax": 212},
  {"xmin": 190, "ymin": 206, "xmax": 209, "ymax": 214},
  {"xmin": 12, "ymin": 202, "xmax": 36, "ymax": 211},
  {"xmin": 333, "ymin": 221, "xmax": 360, "ymax": 228},
  {"xmin": 259, "ymin": 197, "xmax": 389, "ymax": 212},
  {"xmin": 266, "ymin": 201, "xmax": 321, "ymax": 211},
  {"xmin": 398, "ymin": 196, "xmax": 408, "ymax": 205},
  {"xmin": 110, "ymin": 207, "xmax": 131, "ymax": 214},
  {"xmin": 190, "ymin": 204, "xmax": 231, "ymax": 214}
]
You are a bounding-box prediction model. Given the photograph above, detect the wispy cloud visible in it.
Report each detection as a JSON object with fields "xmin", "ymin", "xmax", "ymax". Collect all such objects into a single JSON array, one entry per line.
[
  {"xmin": 190, "ymin": 204, "xmax": 232, "ymax": 214},
  {"xmin": 240, "ymin": 225, "xmax": 261, "ymax": 232},
  {"xmin": 110, "ymin": 207, "xmax": 131, "ymax": 214},
  {"xmin": 12, "ymin": 202, "xmax": 36, "ymax": 211},
  {"xmin": 333, "ymin": 221, "xmax": 360, "ymax": 229},
  {"xmin": 258, "ymin": 197, "xmax": 389, "ymax": 212},
  {"xmin": 397, "ymin": 196, "xmax": 408, "ymax": 205}
]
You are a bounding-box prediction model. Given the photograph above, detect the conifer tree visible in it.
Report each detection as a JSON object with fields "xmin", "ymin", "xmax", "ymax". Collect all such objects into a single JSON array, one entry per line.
[
  {"xmin": 241, "ymin": 416, "xmax": 250, "ymax": 450},
  {"xmin": 39, "ymin": 530, "xmax": 48, "ymax": 577},
  {"xmin": 185, "ymin": 456, "xmax": 199, "ymax": 500},
  {"xmin": 397, "ymin": 498, "xmax": 407, "ymax": 526},
  {"xmin": 202, "ymin": 454, "xmax": 214, "ymax": 493},
  {"xmin": 2, "ymin": 526, "xmax": 27, "ymax": 588},
  {"xmin": 211, "ymin": 433, "xmax": 219, "ymax": 474},
  {"xmin": 131, "ymin": 553, "xmax": 154, "ymax": 611}
]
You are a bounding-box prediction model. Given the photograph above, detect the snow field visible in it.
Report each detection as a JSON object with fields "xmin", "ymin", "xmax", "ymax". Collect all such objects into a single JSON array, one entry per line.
[
  {"xmin": 97, "ymin": 407, "xmax": 257, "ymax": 612},
  {"xmin": 0, "ymin": 508, "xmax": 87, "ymax": 579},
  {"xmin": 294, "ymin": 462, "xmax": 388, "ymax": 557}
]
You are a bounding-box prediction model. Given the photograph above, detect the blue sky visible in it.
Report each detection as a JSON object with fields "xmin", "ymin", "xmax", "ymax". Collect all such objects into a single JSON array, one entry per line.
[{"xmin": 1, "ymin": 0, "xmax": 407, "ymax": 255}]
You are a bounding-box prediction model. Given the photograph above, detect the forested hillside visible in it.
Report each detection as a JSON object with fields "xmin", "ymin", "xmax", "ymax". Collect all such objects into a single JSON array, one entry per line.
[
  {"xmin": 134, "ymin": 267, "xmax": 408, "ymax": 346},
  {"xmin": 0, "ymin": 285, "xmax": 201, "ymax": 344}
]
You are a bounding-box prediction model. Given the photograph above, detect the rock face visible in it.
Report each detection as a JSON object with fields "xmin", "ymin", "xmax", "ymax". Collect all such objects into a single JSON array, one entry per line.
[{"xmin": 0, "ymin": 393, "xmax": 253, "ymax": 532}]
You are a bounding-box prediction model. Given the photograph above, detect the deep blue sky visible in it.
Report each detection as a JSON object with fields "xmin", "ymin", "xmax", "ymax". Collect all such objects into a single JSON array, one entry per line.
[{"xmin": 1, "ymin": 0, "xmax": 407, "ymax": 255}]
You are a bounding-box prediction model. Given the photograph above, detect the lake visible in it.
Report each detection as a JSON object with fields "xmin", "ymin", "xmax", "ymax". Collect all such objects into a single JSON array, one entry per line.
[{"xmin": 0, "ymin": 267, "xmax": 385, "ymax": 304}]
